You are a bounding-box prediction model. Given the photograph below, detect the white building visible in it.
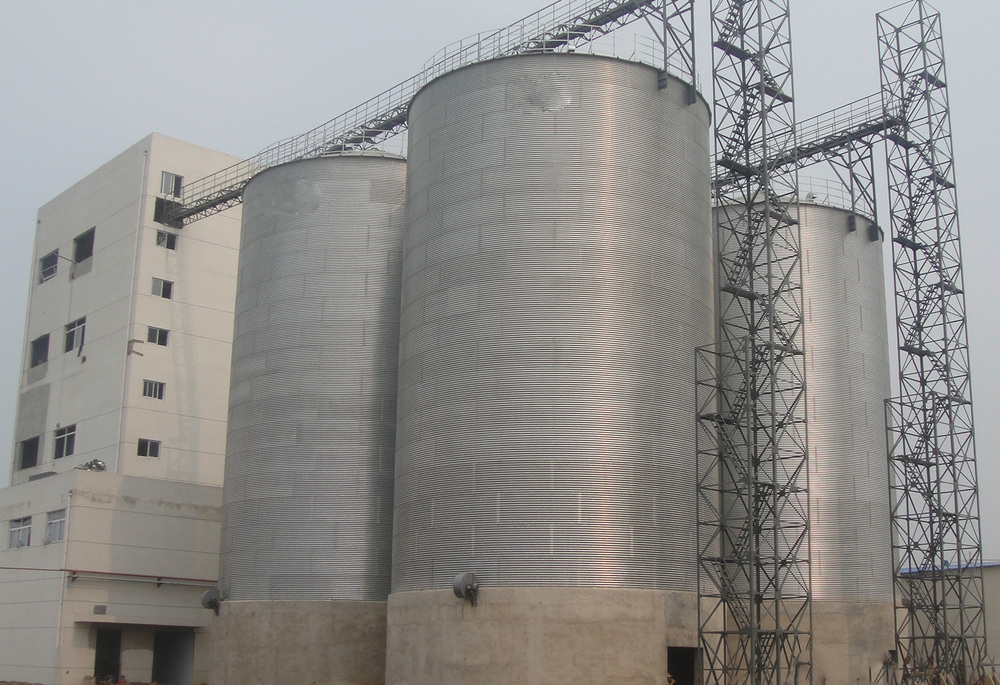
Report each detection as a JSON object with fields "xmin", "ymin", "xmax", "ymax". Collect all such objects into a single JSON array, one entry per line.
[{"xmin": 0, "ymin": 134, "xmax": 241, "ymax": 685}]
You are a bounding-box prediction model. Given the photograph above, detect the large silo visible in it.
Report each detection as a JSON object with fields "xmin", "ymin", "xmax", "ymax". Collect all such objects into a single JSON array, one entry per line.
[
  {"xmin": 215, "ymin": 153, "xmax": 405, "ymax": 685},
  {"xmin": 387, "ymin": 53, "xmax": 712, "ymax": 684},
  {"xmin": 798, "ymin": 199, "xmax": 895, "ymax": 679}
]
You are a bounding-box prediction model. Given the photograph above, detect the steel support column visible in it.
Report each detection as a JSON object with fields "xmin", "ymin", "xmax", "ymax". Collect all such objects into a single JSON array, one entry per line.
[
  {"xmin": 698, "ymin": 1, "xmax": 811, "ymax": 683},
  {"xmin": 878, "ymin": 2, "xmax": 987, "ymax": 682}
]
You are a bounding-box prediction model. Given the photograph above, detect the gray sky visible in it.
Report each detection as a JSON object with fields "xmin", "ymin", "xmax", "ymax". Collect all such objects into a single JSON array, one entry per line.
[{"xmin": 2, "ymin": 0, "xmax": 999, "ymax": 556}]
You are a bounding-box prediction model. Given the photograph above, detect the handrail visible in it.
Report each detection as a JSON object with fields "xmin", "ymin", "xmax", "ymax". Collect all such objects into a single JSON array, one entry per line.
[{"xmin": 171, "ymin": 0, "xmax": 664, "ymax": 224}]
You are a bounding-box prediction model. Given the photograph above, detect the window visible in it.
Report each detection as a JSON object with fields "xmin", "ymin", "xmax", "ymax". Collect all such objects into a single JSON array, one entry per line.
[
  {"xmin": 156, "ymin": 231, "xmax": 177, "ymax": 250},
  {"xmin": 160, "ymin": 171, "xmax": 183, "ymax": 197},
  {"xmin": 64, "ymin": 317, "xmax": 86, "ymax": 353},
  {"xmin": 142, "ymin": 380, "xmax": 165, "ymax": 400},
  {"xmin": 54, "ymin": 425, "xmax": 76, "ymax": 459},
  {"xmin": 73, "ymin": 227, "xmax": 96, "ymax": 263},
  {"xmin": 152, "ymin": 278, "xmax": 173, "ymax": 299},
  {"xmin": 147, "ymin": 326, "xmax": 169, "ymax": 346},
  {"xmin": 30, "ymin": 334, "xmax": 49, "ymax": 368},
  {"xmin": 44, "ymin": 510, "xmax": 66, "ymax": 544},
  {"xmin": 39, "ymin": 250, "xmax": 59, "ymax": 283},
  {"xmin": 137, "ymin": 438, "xmax": 161, "ymax": 458},
  {"xmin": 8, "ymin": 517, "xmax": 30, "ymax": 549},
  {"xmin": 19, "ymin": 437, "xmax": 39, "ymax": 470}
]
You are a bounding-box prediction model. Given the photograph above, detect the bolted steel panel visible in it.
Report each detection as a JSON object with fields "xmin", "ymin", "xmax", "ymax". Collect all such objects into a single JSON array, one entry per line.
[
  {"xmin": 394, "ymin": 54, "xmax": 713, "ymax": 592},
  {"xmin": 798, "ymin": 202, "xmax": 894, "ymax": 602},
  {"xmin": 221, "ymin": 154, "xmax": 406, "ymax": 601}
]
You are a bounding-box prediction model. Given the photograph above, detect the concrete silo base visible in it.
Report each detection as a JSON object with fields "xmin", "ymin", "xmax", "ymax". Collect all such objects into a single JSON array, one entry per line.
[
  {"xmin": 812, "ymin": 599, "xmax": 895, "ymax": 684},
  {"xmin": 210, "ymin": 600, "xmax": 387, "ymax": 685},
  {"xmin": 385, "ymin": 587, "xmax": 700, "ymax": 685},
  {"xmin": 384, "ymin": 589, "xmax": 895, "ymax": 684}
]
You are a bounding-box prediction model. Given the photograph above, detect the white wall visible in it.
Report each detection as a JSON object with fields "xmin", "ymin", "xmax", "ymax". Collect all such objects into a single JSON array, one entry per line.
[
  {"xmin": 1, "ymin": 133, "xmax": 240, "ymax": 683},
  {"xmin": 10, "ymin": 133, "xmax": 241, "ymax": 488},
  {"xmin": 0, "ymin": 469, "xmax": 221, "ymax": 684}
]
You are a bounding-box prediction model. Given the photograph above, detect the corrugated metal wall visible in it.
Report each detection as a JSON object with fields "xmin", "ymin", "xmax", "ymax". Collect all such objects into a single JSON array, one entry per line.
[
  {"xmin": 393, "ymin": 54, "xmax": 713, "ymax": 592},
  {"xmin": 221, "ymin": 153, "xmax": 405, "ymax": 601},
  {"xmin": 799, "ymin": 202, "xmax": 893, "ymax": 602}
]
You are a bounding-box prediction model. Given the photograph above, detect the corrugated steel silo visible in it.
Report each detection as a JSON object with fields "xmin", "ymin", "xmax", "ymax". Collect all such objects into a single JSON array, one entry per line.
[
  {"xmin": 713, "ymin": 198, "xmax": 895, "ymax": 681},
  {"xmin": 798, "ymin": 200, "xmax": 893, "ymax": 601},
  {"xmin": 393, "ymin": 53, "xmax": 713, "ymax": 594},
  {"xmin": 221, "ymin": 152, "xmax": 405, "ymax": 602}
]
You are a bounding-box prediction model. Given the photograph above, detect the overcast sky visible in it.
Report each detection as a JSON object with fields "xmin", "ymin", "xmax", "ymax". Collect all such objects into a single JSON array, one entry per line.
[{"xmin": 2, "ymin": 0, "xmax": 999, "ymax": 556}]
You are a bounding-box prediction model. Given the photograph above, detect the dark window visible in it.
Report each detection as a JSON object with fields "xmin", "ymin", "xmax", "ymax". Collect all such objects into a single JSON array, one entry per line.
[
  {"xmin": 147, "ymin": 326, "xmax": 169, "ymax": 346},
  {"xmin": 8, "ymin": 517, "xmax": 31, "ymax": 549},
  {"xmin": 160, "ymin": 171, "xmax": 183, "ymax": 197},
  {"xmin": 156, "ymin": 231, "xmax": 177, "ymax": 250},
  {"xmin": 152, "ymin": 278, "xmax": 173, "ymax": 299},
  {"xmin": 64, "ymin": 317, "xmax": 86, "ymax": 353},
  {"xmin": 73, "ymin": 227, "xmax": 96, "ymax": 263},
  {"xmin": 137, "ymin": 438, "xmax": 161, "ymax": 458},
  {"xmin": 19, "ymin": 437, "xmax": 39, "ymax": 470},
  {"xmin": 30, "ymin": 334, "xmax": 49, "ymax": 368},
  {"xmin": 142, "ymin": 380, "xmax": 165, "ymax": 400},
  {"xmin": 39, "ymin": 250, "xmax": 59, "ymax": 283},
  {"xmin": 54, "ymin": 425, "xmax": 76, "ymax": 459}
]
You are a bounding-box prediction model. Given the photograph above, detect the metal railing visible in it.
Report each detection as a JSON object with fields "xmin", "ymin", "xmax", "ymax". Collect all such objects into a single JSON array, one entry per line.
[{"xmin": 173, "ymin": 0, "xmax": 667, "ymax": 224}]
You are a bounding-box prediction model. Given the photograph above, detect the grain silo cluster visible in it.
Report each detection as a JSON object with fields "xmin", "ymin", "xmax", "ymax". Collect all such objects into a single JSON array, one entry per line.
[{"xmin": 214, "ymin": 51, "xmax": 894, "ymax": 685}]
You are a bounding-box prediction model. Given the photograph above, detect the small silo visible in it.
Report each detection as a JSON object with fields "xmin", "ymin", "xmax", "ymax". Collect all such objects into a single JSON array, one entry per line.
[
  {"xmin": 798, "ymin": 199, "xmax": 895, "ymax": 679},
  {"xmin": 713, "ymin": 196, "xmax": 895, "ymax": 682},
  {"xmin": 215, "ymin": 152, "xmax": 405, "ymax": 685},
  {"xmin": 388, "ymin": 53, "xmax": 712, "ymax": 684}
]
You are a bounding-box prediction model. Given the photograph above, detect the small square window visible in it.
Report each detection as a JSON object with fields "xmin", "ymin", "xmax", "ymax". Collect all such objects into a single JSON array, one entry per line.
[
  {"xmin": 44, "ymin": 510, "xmax": 66, "ymax": 544},
  {"xmin": 142, "ymin": 380, "xmax": 165, "ymax": 400},
  {"xmin": 8, "ymin": 517, "xmax": 31, "ymax": 549},
  {"xmin": 54, "ymin": 425, "xmax": 76, "ymax": 460},
  {"xmin": 137, "ymin": 438, "xmax": 161, "ymax": 458},
  {"xmin": 147, "ymin": 326, "xmax": 169, "ymax": 346},
  {"xmin": 152, "ymin": 278, "xmax": 173, "ymax": 299},
  {"xmin": 156, "ymin": 231, "xmax": 177, "ymax": 250},
  {"xmin": 161, "ymin": 171, "xmax": 183, "ymax": 197},
  {"xmin": 30, "ymin": 334, "xmax": 49, "ymax": 368},
  {"xmin": 39, "ymin": 250, "xmax": 59, "ymax": 283},
  {"xmin": 64, "ymin": 317, "xmax": 86, "ymax": 353},
  {"xmin": 73, "ymin": 227, "xmax": 96, "ymax": 263},
  {"xmin": 19, "ymin": 437, "xmax": 39, "ymax": 470}
]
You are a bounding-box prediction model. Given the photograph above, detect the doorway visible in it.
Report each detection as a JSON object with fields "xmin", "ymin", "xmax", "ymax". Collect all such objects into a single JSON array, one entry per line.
[
  {"xmin": 94, "ymin": 628, "xmax": 122, "ymax": 681},
  {"xmin": 151, "ymin": 630, "xmax": 195, "ymax": 685},
  {"xmin": 667, "ymin": 645, "xmax": 700, "ymax": 685}
]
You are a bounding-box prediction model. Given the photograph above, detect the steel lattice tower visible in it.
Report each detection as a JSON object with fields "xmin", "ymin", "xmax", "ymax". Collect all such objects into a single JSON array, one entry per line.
[
  {"xmin": 879, "ymin": 2, "xmax": 987, "ymax": 682},
  {"xmin": 697, "ymin": 1, "xmax": 811, "ymax": 683}
]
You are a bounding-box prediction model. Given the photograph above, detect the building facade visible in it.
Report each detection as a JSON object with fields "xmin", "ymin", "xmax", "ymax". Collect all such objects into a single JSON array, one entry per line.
[{"xmin": 0, "ymin": 133, "xmax": 241, "ymax": 685}]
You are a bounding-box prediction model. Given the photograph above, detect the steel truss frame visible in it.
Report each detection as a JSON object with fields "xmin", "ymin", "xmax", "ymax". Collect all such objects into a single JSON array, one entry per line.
[
  {"xmin": 167, "ymin": 0, "xmax": 695, "ymax": 225},
  {"xmin": 697, "ymin": 2, "xmax": 811, "ymax": 684},
  {"xmin": 878, "ymin": 2, "xmax": 987, "ymax": 682}
]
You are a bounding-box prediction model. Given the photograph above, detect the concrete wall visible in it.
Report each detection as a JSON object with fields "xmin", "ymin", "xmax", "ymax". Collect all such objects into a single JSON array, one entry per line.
[
  {"xmin": 210, "ymin": 600, "xmax": 388, "ymax": 685},
  {"xmin": 812, "ymin": 599, "xmax": 895, "ymax": 685},
  {"xmin": 385, "ymin": 588, "xmax": 699, "ymax": 685}
]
